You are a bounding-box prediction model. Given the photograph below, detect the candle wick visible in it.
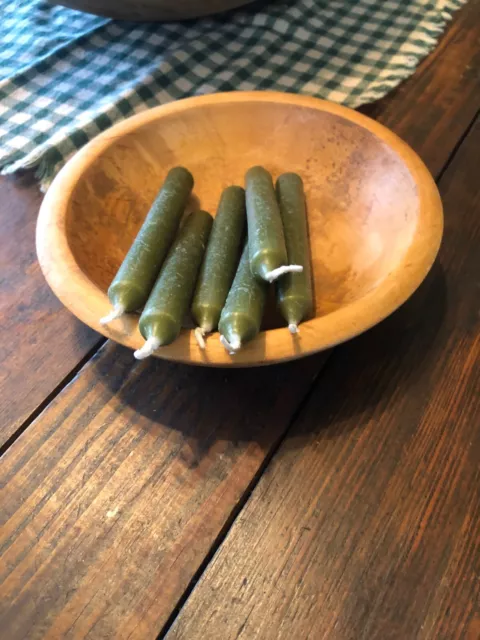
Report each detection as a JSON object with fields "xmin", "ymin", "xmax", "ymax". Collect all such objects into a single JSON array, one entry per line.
[
  {"xmin": 220, "ymin": 335, "xmax": 241, "ymax": 355},
  {"xmin": 288, "ymin": 323, "xmax": 299, "ymax": 334},
  {"xmin": 194, "ymin": 327, "xmax": 206, "ymax": 350},
  {"xmin": 134, "ymin": 337, "xmax": 161, "ymax": 360},
  {"xmin": 264, "ymin": 265, "xmax": 303, "ymax": 283},
  {"xmin": 100, "ymin": 303, "xmax": 125, "ymax": 325}
]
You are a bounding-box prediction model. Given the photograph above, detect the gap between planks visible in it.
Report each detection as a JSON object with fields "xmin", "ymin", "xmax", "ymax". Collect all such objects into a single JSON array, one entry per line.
[{"xmin": 0, "ymin": 338, "xmax": 106, "ymax": 458}]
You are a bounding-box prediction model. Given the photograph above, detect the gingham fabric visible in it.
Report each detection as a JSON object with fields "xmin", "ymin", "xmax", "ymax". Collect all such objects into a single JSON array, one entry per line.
[{"xmin": 0, "ymin": 0, "xmax": 465, "ymax": 189}]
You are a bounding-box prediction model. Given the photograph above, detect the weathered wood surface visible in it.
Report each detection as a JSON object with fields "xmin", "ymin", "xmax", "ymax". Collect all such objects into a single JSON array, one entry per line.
[
  {"xmin": 0, "ymin": 345, "xmax": 324, "ymax": 639},
  {"xmin": 167, "ymin": 116, "xmax": 480, "ymax": 640},
  {"xmin": 0, "ymin": 175, "xmax": 100, "ymax": 449}
]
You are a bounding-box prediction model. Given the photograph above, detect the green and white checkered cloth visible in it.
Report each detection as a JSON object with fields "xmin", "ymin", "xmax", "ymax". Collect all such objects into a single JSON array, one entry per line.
[{"xmin": 0, "ymin": 0, "xmax": 465, "ymax": 189}]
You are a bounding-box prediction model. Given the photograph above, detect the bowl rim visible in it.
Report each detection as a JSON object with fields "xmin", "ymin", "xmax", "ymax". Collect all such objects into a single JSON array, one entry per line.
[{"xmin": 36, "ymin": 91, "xmax": 443, "ymax": 367}]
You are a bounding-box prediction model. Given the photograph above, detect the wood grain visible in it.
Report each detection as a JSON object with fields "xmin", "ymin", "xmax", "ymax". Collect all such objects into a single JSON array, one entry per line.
[
  {"xmin": 167, "ymin": 117, "xmax": 480, "ymax": 640},
  {"xmin": 0, "ymin": 175, "xmax": 100, "ymax": 449},
  {"xmin": 0, "ymin": 346, "xmax": 323, "ymax": 639}
]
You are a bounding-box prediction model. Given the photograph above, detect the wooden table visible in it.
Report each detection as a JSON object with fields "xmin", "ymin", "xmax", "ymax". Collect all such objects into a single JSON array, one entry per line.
[{"xmin": 1, "ymin": 3, "xmax": 479, "ymax": 638}]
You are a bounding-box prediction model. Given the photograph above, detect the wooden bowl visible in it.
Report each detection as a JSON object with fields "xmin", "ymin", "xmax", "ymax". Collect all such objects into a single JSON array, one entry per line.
[
  {"xmin": 48, "ymin": 0, "xmax": 253, "ymax": 21},
  {"xmin": 37, "ymin": 92, "xmax": 443, "ymax": 367}
]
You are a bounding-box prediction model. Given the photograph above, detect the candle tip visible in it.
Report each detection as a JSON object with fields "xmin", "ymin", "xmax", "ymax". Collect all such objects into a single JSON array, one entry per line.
[
  {"xmin": 230, "ymin": 336, "xmax": 242, "ymax": 350},
  {"xmin": 194, "ymin": 327, "xmax": 206, "ymax": 350},
  {"xmin": 100, "ymin": 304, "xmax": 125, "ymax": 325},
  {"xmin": 264, "ymin": 265, "xmax": 303, "ymax": 282},
  {"xmin": 134, "ymin": 337, "xmax": 161, "ymax": 360},
  {"xmin": 220, "ymin": 335, "xmax": 241, "ymax": 355}
]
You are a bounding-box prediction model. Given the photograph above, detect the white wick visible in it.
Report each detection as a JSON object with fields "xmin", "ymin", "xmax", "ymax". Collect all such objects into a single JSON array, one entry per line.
[
  {"xmin": 134, "ymin": 337, "xmax": 161, "ymax": 360},
  {"xmin": 100, "ymin": 303, "xmax": 125, "ymax": 325},
  {"xmin": 220, "ymin": 335, "xmax": 241, "ymax": 355},
  {"xmin": 288, "ymin": 323, "xmax": 299, "ymax": 334},
  {"xmin": 264, "ymin": 265, "xmax": 303, "ymax": 283},
  {"xmin": 194, "ymin": 327, "xmax": 206, "ymax": 350}
]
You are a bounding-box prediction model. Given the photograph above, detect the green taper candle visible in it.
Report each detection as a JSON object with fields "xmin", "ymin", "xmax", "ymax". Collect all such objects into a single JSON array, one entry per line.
[
  {"xmin": 245, "ymin": 166, "xmax": 303, "ymax": 283},
  {"xmin": 275, "ymin": 173, "xmax": 313, "ymax": 333},
  {"xmin": 134, "ymin": 210, "xmax": 213, "ymax": 359},
  {"xmin": 191, "ymin": 186, "xmax": 246, "ymax": 348},
  {"xmin": 101, "ymin": 166, "xmax": 194, "ymax": 325},
  {"xmin": 218, "ymin": 243, "xmax": 267, "ymax": 354}
]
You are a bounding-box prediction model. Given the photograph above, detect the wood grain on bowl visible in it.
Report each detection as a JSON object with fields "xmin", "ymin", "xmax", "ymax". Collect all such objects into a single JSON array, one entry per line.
[{"xmin": 36, "ymin": 92, "xmax": 443, "ymax": 367}]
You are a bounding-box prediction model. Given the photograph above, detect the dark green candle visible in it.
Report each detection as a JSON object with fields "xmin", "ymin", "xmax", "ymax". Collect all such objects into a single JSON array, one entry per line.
[
  {"xmin": 245, "ymin": 166, "xmax": 303, "ymax": 283},
  {"xmin": 101, "ymin": 166, "xmax": 193, "ymax": 325},
  {"xmin": 275, "ymin": 173, "xmax": 314, "ymax": 333},
  {"xmin": 191, "ymin": 186, "xmax": 246, "ymax": 346},
  {"xmin": 218, "ymin": 242, "xmax": 267, "ymax": 353},
  {"xmin": 134, "ymin": 210, "xmax": 213, "ymax": 359}
]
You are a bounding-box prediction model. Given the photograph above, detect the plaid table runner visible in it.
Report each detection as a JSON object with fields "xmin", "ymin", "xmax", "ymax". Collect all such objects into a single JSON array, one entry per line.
[{"xmin": 0, "ymin": 0, "xmax": 465, "ymax": 189}]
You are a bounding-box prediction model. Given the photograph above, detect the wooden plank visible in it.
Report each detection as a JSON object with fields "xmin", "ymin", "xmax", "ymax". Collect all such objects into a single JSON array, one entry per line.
[
  {"xmin": 0, "ymin": 175, "xmax": 101, "ymax": 449},
  {"xmin": 0, "ymin": 345, "xmax": 324, "ymax": 639},
  {"xmin": 167, "ymin": 117, "xmax": 480, "ymax": 640},
  {"xmin": 362, "ymin": 0, "xmax": 480, "ymax": 177}
]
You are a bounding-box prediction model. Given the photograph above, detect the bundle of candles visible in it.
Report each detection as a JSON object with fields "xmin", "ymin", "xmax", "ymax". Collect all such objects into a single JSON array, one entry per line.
[{"xmin": 100, "ymin": 165, "xmax": 313, "ymax": 359}]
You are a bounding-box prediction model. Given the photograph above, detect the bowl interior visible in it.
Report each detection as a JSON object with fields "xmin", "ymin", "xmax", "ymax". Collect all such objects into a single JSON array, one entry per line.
[{"xmin": 68, "ymin": 101, "xmax": 419, "ymax": 329}]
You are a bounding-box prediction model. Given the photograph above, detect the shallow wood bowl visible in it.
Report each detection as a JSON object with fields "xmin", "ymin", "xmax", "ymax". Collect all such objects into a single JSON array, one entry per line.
[
  {"xmin": 37, "ymin": 92, "xmax": 443, "ymax": 367},
  {"xmin": 48, "ymin": 0, "xmax": 253, "ymax": 21}
]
